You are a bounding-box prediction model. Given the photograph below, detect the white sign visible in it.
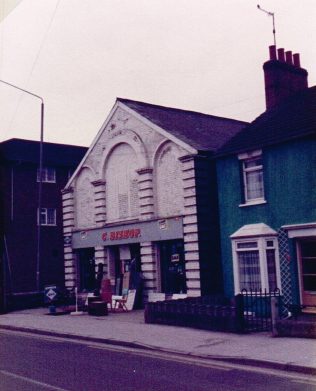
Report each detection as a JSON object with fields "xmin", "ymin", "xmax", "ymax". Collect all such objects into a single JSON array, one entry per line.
[
  {"xmin": 46, "ymin": 289, "xmax": 57, "ymax": 300},
  {"xmin": 171, "ymin": 254, "xmax": 180, "ymax": 263}
]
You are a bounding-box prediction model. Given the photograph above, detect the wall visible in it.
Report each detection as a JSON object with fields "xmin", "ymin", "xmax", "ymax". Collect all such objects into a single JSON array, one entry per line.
[
  {"xmin": 155, "ymin": 142, "xmax": 184, "ymax": 217},
  {"xmin": 217, "ymin": 137, "xmax": 316, "ymax": 298},
  {"xmin": 66, "ymin": 105, "xmax": 193, "ymax": 295},
  {"xmin": 3, "ymin": 161, "xmax": 71, "ymax": 295},
  {"xmin": 65, "ymin": 103, "xmax": 226, "ymax": 298},
  {"xmin": 72, "ymin": 106, "xmax": 187, "ymax": 229},
  {"xmin": 195, "ymin": 155, "xmax": 223, "ymax": 295}
]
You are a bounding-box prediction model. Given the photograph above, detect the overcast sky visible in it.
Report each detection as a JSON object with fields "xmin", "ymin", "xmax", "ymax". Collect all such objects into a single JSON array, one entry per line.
[{"xmin": 0, "ymin": 0, "xmax": 315, "ymax": 146}]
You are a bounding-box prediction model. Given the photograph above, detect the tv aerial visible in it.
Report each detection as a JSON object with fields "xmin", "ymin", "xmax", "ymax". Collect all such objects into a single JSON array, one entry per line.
[{"xmin": 257, "ymin": 4, "xmax": 276, "ymax": 47}]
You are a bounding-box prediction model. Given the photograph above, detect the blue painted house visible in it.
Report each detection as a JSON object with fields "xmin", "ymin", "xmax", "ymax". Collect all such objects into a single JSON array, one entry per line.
[{"xmin": 216, "ymin": 46, "xmax": 316, "ymax": 309}]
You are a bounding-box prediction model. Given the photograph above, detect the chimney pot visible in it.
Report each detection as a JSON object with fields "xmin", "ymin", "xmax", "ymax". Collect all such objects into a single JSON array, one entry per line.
[
  {"xmin": 263, "ymin": 47, "xmax": 308, "ymax": 110},
  {"xmin": 285, "ymin": 51, "xmax": 293, "ymax": 65},
  {"xmin": 277, "ymin": 48, "xmax": 285, "ymax": 62},
  {"xmin": 293, "ymin": 53, "xmax": 301, "ymax": 67},
  {"xmin": 269, "ymin": 45, "xmax": 277, "ymax": 60}
]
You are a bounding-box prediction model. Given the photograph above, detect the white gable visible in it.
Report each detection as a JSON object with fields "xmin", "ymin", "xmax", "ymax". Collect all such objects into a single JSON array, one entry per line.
[
  {"xmin": 66, "ymin": 100, "xmax": 197, "ymax": 189},
  {"xmin": 66, "ymin": 100, "xmax": 199, "ymax": 229}
]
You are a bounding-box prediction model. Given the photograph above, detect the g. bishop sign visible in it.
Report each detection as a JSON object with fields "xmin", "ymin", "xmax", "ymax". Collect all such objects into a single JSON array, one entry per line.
[
  {"xmin": 71, "ymin": 217, "xmax": 183, "ymax": 249},
  {"xmin": 101, "ymin": 228, "xmax": 141, "ymax": 242}
]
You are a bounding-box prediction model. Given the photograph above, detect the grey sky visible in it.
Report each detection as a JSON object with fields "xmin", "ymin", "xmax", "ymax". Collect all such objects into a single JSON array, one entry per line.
[{"xmin": 0, "ymin": 0, "xmax": 315, "ymax": 146}]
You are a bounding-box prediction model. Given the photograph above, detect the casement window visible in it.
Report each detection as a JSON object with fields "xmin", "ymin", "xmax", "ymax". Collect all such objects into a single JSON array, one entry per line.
[
  {"xmin": 37, "ymin": 167, "xmax": 56, "ymax": 183},
  {"xmin": 38, "ymin": 208, "xmax": 56, "ymax": 226},
  {"xmin": 238, "ymin": 150, "xmax": 265, "ymax": 205},
  {"xmin": 231, "ymin": 224, "xmax": 281, "ymax": 293}
]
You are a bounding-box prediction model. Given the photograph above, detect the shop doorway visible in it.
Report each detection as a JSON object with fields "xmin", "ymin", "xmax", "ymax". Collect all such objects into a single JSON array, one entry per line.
[
  {"xmin": 298, "ymin": 240, "xmax": 316, "ymax": 306},
  {"xmin": 77, "ymin": 248, "xmax": 95, "ymax": 292},
  {"xmin": 108, "ymin": 243, "xmax": 141, "ymax": 295},
  {"xmin": 159, "ymin": 240, "xmax": 186, "ymax": 294}
]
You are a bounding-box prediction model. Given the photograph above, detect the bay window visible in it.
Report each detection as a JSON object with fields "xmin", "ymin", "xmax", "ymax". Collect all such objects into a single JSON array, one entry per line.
[{"xmin": 231, "ymin": 224, "xmax": 280, "ymax": 293}]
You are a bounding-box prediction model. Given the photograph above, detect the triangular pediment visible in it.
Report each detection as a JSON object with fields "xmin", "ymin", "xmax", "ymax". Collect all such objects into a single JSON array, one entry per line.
[{"xmin": 66, "ymin": 100, "xmax": 197, "ymax": 187}]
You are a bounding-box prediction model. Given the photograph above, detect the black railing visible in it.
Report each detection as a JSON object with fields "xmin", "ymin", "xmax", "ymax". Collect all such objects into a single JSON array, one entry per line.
[
  {"xmin": 238, "ymin": 288, "xmax": 282, "ymax": 332},
  {"xmin": 145, "ymin": 295, "xmax": 243, "ymax": 333},
  {"xmin": 145, "ymin": 290, "xmax": 283, "ymax": 333}
]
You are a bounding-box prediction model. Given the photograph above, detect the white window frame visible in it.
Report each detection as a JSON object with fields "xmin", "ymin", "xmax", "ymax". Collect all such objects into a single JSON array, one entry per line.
[
  {"xmin": 232, "ymin": 236, "xmax": 281, "ymax": 294},
  {"xmin": 37, "ymin": 208, "xmax": 56, "ymax": 226},
  {"xmin": 238, "ymin": 150, "xmax": 265, "ymax": 206},
  {"xmin": 37, "ymin": 167, "xmax": 56, "ymax": 183}
]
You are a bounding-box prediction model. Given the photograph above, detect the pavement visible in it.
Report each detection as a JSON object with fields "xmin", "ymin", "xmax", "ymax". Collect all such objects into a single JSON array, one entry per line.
[{"xmin": 0, "ymin": 307, "xmax": 315, "ymax": 375}]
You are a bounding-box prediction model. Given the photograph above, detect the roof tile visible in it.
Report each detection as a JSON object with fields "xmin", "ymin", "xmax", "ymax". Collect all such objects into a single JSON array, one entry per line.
[
  {"xmin": 217, "ymin": 86, "xmax": 316, "ymax": 156},
  {"xmin": 118, "ymin": 98, "xmax": 247, "ymax": 152}
]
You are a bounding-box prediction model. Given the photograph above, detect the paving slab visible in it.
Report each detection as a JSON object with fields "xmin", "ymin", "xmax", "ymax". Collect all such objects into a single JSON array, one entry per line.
[{"xmin": 0, "ymin": 308, "xmax": 315, "ymax": 375}]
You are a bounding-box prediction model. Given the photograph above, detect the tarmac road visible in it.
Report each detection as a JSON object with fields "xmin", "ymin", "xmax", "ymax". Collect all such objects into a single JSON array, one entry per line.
[{"xmin": 0, "ymin": 330, "xmax": 316, "ymax": 391}]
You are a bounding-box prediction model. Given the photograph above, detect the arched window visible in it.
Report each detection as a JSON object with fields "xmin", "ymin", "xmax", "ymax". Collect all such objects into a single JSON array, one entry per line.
[{"xmin": 105, "ymin": 143, "xmax": 139, "ymax": 221}]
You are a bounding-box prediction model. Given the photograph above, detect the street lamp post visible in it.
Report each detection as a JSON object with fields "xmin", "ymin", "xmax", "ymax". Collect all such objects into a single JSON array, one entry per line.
[{"xmin": 0, "ymin": 79, "xmax": 44, "ymax": 292}]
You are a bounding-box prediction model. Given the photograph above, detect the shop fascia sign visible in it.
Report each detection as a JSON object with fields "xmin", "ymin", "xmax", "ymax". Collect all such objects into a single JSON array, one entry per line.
[
  {"xmin": 101, "ymin": 228, "xmax": 141, "ymax": 242},
  {"xmin": 72, "ymin": 217, "xmax": 183, "ymax": 249}
]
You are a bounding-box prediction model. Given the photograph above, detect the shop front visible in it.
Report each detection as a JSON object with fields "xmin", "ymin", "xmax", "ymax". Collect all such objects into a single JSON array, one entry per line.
[{"xmin": 71, "ymin": 217, "xmax": 185, "ymax": 301}]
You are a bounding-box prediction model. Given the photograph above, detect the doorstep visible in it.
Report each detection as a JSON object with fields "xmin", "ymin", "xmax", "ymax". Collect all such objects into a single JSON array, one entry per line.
[{"xmin": 302, "ymin": 306, "xmax": 316, "ymax": 315}]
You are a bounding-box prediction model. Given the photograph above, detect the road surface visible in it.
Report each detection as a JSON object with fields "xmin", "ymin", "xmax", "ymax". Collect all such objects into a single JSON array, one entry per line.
[{"xmin": 0, "ymin": 330, "xmax": 315, "ymax": 391}]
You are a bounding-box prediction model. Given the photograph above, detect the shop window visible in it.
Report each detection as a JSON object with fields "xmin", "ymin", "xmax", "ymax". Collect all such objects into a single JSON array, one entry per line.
[{"xmin": 159, "ymin": 240, "xmax": 186, "ymax": 294}]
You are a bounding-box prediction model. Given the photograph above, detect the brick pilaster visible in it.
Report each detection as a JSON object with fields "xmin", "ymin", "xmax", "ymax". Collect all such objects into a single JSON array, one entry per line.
[
  {"xmin": 92, "ymin": 180, "xmax": 106, "ymax": 227},
  {"xmin": 137, "ymin": 168, "xmax": 154, "ymax": 220},
  {"xmin": 62, "ymin": 187, "xmax": 76, "ymax": 289},
  {"xmin": 179, "ymin": 155, "xmax": 201, "ymax": 297},
  {"xmin": 140, "ymin": 242, "xmax": 157, "ymax": 302},
  {"xmin": 94, "ymin": 246, "xmax": 108, "ymax": 278}
]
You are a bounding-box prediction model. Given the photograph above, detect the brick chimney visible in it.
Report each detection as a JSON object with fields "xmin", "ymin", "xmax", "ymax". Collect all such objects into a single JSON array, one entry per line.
[{"xmin": 263, "ymin": 45, "xmax": 308, "ymax": 110}]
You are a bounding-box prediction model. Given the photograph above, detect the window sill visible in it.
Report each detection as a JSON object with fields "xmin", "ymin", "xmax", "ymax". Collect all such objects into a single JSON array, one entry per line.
[{"xmin": 239, "ymin": 199, "xmax": 267, "ymax": 208}]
